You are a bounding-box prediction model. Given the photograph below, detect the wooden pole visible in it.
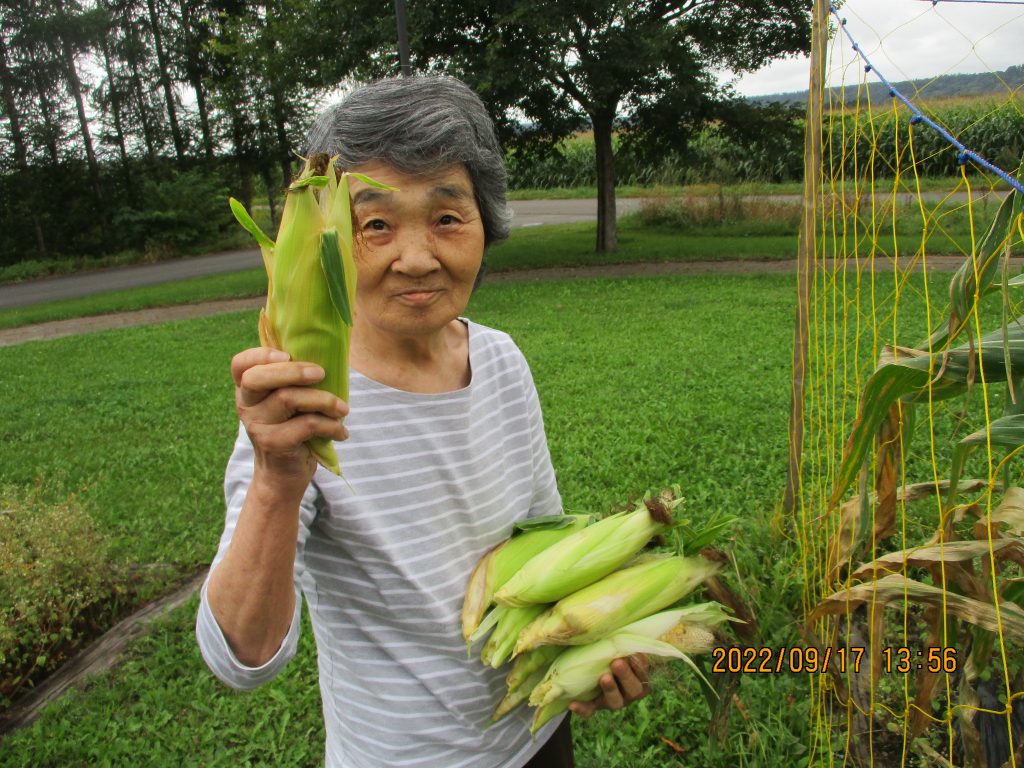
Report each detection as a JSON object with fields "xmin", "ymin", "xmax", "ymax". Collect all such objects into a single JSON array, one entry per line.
[{"xmin": 783, "ymin": 0, "xmax": 828, "ymax": 514}]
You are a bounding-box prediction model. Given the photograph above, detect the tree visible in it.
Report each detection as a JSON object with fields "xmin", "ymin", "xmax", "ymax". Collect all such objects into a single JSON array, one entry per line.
[
  {"xmin": 173, "ymin": 0, "xmax": 216, "ymax": 159},
  {"xmin": 142, "ymin": 0, "xmax": 186, "ymax": 161},
  {"xmin": 0, "ymin": 27, "xmax": 48, "ymax": 256},
  {"xmin": 404, "ymin": 0, "xmax": 813, "ymax": 252}
]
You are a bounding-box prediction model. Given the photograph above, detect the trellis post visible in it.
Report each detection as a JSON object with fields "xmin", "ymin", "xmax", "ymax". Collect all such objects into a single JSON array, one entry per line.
[{"xmin": 784, "ymin": 0, "xmax": 829, "ymax": 514}]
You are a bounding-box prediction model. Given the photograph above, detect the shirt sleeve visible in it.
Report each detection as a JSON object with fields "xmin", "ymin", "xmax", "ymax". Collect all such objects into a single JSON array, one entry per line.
[
  {"xmin": 195, "ymin": 422, "xmax": 319, "ymax": 690},
  {"xmin": 519, "ymin": 353, "xmax": 563, "ymax": 519}
]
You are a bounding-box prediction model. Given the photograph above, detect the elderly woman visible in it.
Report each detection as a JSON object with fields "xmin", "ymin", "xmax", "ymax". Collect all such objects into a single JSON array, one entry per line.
[{"xmin": 196, "ymin": 75, "xmax": 648, "ymax": 768}]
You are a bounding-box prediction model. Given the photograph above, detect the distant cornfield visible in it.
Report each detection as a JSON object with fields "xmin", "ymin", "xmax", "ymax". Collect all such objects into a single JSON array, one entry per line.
[
  {"xmin": 506, "ymin": 95, "xmax": 1024, "ymax": 189},
  {"xmin": 827, "ymin": 96, "xmax": 1024, "ymax": 178}
]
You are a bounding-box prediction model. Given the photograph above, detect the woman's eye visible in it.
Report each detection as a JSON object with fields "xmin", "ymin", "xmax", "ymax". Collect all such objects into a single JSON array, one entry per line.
[
  {"xmin": 364, "ymin": 219, "xmax": 388, "ymax": 232},
  {"xmin": 439, "ymin": 214, "xmax": 458, "ymax": 226}
]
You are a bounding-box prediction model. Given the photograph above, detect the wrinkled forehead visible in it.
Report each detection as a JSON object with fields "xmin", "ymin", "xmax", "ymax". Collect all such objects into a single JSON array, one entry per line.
[{"xmin": 348, "ymin": 163, "xmax": 477, "ymax": 208}]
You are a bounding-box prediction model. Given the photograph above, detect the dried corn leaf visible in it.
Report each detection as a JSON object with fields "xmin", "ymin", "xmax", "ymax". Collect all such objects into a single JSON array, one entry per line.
[
  {"xmin": 825, "ymin": 479, "xmax": 988, "ymax": 584},
  {"xmin": 810, "ymin": 573, "xmax": 1024, "ymax": 640},
  {"xmin": 850, "ymin": 540, "xmax": 1024, "ymax": 582}
]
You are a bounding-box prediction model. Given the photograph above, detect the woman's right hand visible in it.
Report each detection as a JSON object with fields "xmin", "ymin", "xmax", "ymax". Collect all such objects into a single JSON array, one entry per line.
[{"xmin": 231, "ymin": 347, "xmax": 349, "ymax": 498}]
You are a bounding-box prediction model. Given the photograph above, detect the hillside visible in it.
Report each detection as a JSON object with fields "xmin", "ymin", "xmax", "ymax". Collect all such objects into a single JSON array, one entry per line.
[{"xmin": 749, "ymin": 63, "xmax": 1024, "ymax": 106}]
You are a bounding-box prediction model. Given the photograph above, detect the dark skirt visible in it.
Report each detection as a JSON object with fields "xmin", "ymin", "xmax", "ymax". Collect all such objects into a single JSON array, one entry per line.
[{"xmin": 525, "ymin": 716, "xmax": 574, "ymax": 768}]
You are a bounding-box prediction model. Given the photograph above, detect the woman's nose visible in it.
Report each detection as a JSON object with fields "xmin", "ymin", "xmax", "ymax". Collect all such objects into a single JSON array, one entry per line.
[{"xmin": 392, "ymin": 229, "xmax": 440, "ymax": 276}]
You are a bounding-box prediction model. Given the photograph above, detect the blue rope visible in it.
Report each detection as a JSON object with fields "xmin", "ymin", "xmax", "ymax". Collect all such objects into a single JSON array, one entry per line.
[{"xmin": 828, "ymin": 3, "xmax": 1024, "ymax": 194}]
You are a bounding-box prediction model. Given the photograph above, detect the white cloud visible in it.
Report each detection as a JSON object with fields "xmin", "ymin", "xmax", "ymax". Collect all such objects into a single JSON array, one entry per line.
[{"xmin": 726, "ymin": 0, "xmax": 1024, "ymax": 97}]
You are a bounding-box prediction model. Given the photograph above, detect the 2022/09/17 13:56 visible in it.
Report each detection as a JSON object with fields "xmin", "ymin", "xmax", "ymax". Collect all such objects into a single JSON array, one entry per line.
[{"xmin": 709, "ymin": 646, "xmax": 960, "ymax": 675}]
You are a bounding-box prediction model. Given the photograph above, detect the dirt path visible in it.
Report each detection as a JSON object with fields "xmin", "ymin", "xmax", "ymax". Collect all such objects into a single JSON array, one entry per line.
[{"xmin": 0, "ymin": 255, "xmax": 988, "ymax": 347}]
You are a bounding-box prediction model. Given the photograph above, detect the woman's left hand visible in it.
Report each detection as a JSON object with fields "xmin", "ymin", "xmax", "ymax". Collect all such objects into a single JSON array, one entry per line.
[{"xmin": 569, "ymin": 654, "xmax": 651, "ymax": 718}]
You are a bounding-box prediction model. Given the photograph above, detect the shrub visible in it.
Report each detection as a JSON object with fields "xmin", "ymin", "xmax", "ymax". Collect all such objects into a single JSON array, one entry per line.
[
  {"xmin": 112, "ymin": 168, "xmax": 233, "ymax": 257},
  {"xmin": 635, "ymin": 193, "xmax": 803, "ymax": 234},
  {"xmin": 0, "ymin": 484, "xmax": 113, "ymax": 709}
]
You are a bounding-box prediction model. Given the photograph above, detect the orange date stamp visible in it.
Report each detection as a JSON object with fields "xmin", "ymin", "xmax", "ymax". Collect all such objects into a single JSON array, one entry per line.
[{"xmin": 710, "ymin": 646, "xmax": 959, "ymax": 675}]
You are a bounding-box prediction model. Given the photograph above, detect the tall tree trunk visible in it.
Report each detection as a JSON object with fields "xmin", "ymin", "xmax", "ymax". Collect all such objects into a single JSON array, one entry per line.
[
  {"xmin": 257, "ymin": 113, "xmax": 278, "ymax": 228},
  {"xmin": 144, "ymin": 0, "xmax": 186, "ymax": 161},
  {"xmin": 57, "ymin": 17, "xmax": 110, "ymax": 241},
  {"xmin": 271, "ymin": 89, "xmax": 292, "ymax": 188},
  {"xmin": 192, "ymin": 76, "xmax": 214, "ymax": 160},
  {"xmin": 118, "ymin": 0, "xmax": 158, "ymax": 162},
  {"xmin": 100, "ymin": 31, "xmax": 134, "ymax": 195},
  {"xmin": 28, "ymin": 50, "xmax": 61, "ymax": 168},
  {"xmin": 591, "ymin": 110, "xmax": 617, "ymax": 253},
  {"xmin": 127, "ymin": 53, "xmax": 157, "ymax": 161},
  {"xmin": 263, "ymin": 2, "xmax": 293, "ymax": 188},
  {"xmin": 0, "ymin": 33, "xmax": 47, "ymax": 258},
  {"xmin": 228, "ymin": 106, "xmax": 254, "ymax": 211},
  {"xmin": 179, "ymin": 0, "xmax": 214, "ymax": 159}
]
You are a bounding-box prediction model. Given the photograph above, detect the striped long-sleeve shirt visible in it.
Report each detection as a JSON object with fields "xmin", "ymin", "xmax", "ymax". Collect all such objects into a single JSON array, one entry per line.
[{"xmin": 196, "ymin": 319, "xmax": 565, "ymax": 768}]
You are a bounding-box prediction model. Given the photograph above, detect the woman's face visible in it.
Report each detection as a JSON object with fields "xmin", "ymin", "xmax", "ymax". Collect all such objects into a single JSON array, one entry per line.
[{"xmin": 348, "ymin": 162, "xmax": 486, "ymax": 341}]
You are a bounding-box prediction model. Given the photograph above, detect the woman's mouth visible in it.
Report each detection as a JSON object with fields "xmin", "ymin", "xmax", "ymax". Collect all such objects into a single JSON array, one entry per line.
[{"xmin": 396, "ymin": 289, "xmax": 442, "ymax": 306}]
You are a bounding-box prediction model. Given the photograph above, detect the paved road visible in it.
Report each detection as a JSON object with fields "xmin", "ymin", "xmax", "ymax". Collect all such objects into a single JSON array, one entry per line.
[
  {"xmin": 0, "ymin": 190, "xmax": 1004, "ymax": 310},
  {"xmin": 0, "ymin": 199, "xmax": 645, "ymax": 310}
]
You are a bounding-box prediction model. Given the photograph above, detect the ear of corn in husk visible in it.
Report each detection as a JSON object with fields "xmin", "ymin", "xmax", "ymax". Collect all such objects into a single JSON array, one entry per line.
[
  {"xmin": 526, "ymin": 603, "xmax": 732, "ymax": 734},
  {"xmin": 462, "ymin": 514, "xmax": 591, "ymax": 642},
  {"xmin": 228, "ymin": 154, "xmax": 394, "ymax": 475},
  {"xmin": 479, "ymin": 604, "xmax": 548, "ymax": 668},
  {"xmin": 514, "ymin": 553, "xmax": 720, "ymax": 654},
  {"xmin": 489, "ymin": 645, "xmax": 564, "ymax": 725},
  {"xmin": 494, "ymin": 496, "xmax": 682, "ymax": 608}
]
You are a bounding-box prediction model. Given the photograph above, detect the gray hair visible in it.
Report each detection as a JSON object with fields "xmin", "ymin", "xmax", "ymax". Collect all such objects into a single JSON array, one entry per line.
[{"xmin": 305, "ymin": 75, "xmax": 511, "ymax": 248}]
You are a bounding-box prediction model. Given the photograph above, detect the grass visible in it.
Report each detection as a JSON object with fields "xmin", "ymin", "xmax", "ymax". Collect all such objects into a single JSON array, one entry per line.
[
  {"xmin": 0, "ymin": 270, "xmax": 268, "ymax": 330},
  {"xmin": 1, "ymin": 205, "xmax": 1019, "ymax": 763},
  {"xmin": 1, "ymin": 265, "xmax": 1012, "ymax": 765},
  {"xmin": 0, "ymin": 273, "xmax": 811, "ymax": 766}
]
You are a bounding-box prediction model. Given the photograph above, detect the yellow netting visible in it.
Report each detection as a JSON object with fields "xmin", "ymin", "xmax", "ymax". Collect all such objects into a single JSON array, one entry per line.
[{"xmin": 796, "ymin": 2, "xmax": 1024, "ymax": 766}]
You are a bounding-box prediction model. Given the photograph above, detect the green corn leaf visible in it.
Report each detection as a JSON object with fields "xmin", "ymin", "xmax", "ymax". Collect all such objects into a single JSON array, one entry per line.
[
  {"xmin": 512, "ymin": 515, "xmax": 585, "ymax": 534},
  {"xmin": 948, "ymin": 413, "xmax": 1024, "ymax": 508},
  {"xmin": 927, "ymin": 188, "xmax": 1020, "ymax": 351},
  {"xmin": 674, "ymin": 509, "xmax": 738, "ymax": 555},
  {"xmin": 831, "ymin": 322, "xmax": 1024, "ymax": 508},
  {"xmin": 228, "ymin": 197, "xmax": 275, "ymax": 250},
  {"xmin": 290, "ymin": 175, "xmax": 330, "ymax": 190},
  {"xmin": 319, "ymin": 230, "xmax": 352, "ymax": 326},
  {"xmin": 346, "ymin": 172, "xmax": 399, "ymax": 191}
]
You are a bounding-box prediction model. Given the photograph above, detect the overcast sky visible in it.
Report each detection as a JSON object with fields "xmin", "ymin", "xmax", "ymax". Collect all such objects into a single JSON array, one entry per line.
[{"xmin": 724, "ymin": 0, "xmax": 1024, "ymax": 96}]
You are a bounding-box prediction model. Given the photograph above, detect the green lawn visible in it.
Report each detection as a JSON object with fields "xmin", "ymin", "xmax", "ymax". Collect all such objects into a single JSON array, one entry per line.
[
  {"xmin": 0, "ymin": 250, "xmax": 1013, "ymax": 765},
  {"xmin": 0, "ymin": 273, "xmax": 811, "ymax": 767}
]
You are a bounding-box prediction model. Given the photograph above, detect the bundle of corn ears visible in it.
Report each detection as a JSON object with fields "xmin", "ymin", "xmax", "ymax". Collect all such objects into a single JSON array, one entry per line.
[
  {"xmin": 228, "ymin": 154, "xmax": 393, "ymax": 475},
  {"xmin": 462, "ymin": 491, "xmax": 737, "ymax": 734}
]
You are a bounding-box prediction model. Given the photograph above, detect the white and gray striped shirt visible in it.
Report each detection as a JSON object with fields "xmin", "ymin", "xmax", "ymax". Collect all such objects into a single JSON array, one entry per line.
[{"xmin": 196, "ymin": 319, "xmax": 565, "ymax": 768}]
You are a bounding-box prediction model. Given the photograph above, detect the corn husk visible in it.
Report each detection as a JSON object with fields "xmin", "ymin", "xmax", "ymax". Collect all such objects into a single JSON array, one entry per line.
[
  {"xmin": 514, "ymin": 554, "xmax": 719, "ymax": 654},
  {"xmin": 229, "ymin": 155, "xmax": 395, "ymax": 475},
  {"xmin": 462, "ymin": 514, "xmax": 591, "ymax": 641},
  {"xmin": 494, "ymin": 497, "xmax": 681, "ymax": 608},
  {"xmin": 526, "ymin": 603, "xmax": 731, "ymax": 733}
]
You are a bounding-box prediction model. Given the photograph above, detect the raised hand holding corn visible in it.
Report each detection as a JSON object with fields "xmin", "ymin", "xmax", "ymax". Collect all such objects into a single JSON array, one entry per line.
[{"xmin": 229, "ymin": 153, "xmax": 394, "ymax": 476}]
